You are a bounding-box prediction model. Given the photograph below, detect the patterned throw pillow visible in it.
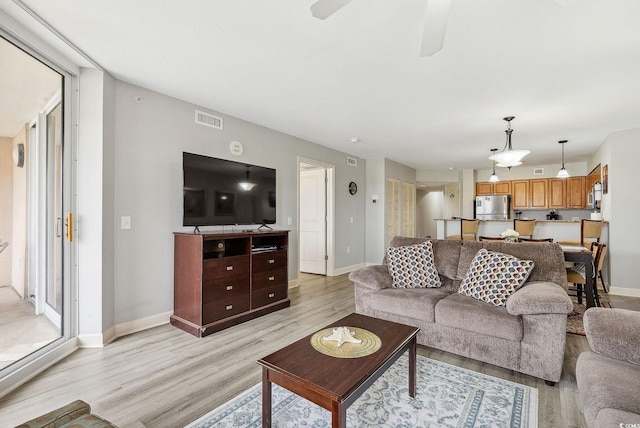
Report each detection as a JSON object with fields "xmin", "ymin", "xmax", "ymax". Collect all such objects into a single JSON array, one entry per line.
[
  {"xmin": 386, "ymin": 241, "xmax": 442, "ymax": 288},
  {"xmin": 458, "ymin": 249, "xmax": 534, "ymax": 306}
]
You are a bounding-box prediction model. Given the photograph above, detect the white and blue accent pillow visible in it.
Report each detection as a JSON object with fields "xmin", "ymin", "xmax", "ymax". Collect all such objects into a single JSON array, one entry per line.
[
  {"xmin": 386, "ymin": 241, "xmax": 442, "ymax": 288},
  {"xmin": 458, "ymin": 249, "xmax": 534, "ymax": 306}
]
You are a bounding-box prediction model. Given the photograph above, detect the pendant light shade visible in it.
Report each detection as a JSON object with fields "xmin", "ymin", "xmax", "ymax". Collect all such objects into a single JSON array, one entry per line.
[
  {"xmin": 489, "ymin": 148, "xmax": 500, "ymax": 182},
  {"xmin": 489, "ymin": 117, "xmax": 530, "ymax": 168},
  {"xmin": 556, "ymin": 140, "xmax": 570, "ymax": 178},
  {"xmin": 239, "ymin": 165, "xmax": 257, "ymax": 191}
]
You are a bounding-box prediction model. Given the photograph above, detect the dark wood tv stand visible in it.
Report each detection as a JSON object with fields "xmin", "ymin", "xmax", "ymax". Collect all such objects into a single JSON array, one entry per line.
[{"xmin": 171, "ymin": 230, "xmax": 290, "ymax": 337}]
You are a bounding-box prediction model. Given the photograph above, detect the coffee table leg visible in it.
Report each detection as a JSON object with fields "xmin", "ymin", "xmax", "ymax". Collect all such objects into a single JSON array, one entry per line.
[
  {"xmin": 331, "ymin": 401, "xmax": 346, "ymax": 428},
  {"xmin": 409, "ymin": 337, "xmax": 416, "ymax": 398},
  {"xmin": 262, "ymin": 367, "xmax": 272, "ymax": 427}
]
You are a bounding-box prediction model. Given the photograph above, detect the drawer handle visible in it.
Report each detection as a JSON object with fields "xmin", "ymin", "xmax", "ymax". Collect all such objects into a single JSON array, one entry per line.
[
  {"xmin": 226, "ymin": 285, "xmax": 233, "ymax": 291},
  {"xmin": 268, "ymin": 293, "xmax": 275, "ymax": 298},
  {"xmin": 268, "ymin": 276, "xmax": 275, "ymax": 281},
  {"xmin": 226, "ymin": 266, "xmax": 233, "ymax": 271},
  {"xmin": 226, "ymin": 304, "xmax": 233, "ymax": 310},
  {"xmin": 268, "ymin": 259, "xmax": 275, "ymax": 264}
]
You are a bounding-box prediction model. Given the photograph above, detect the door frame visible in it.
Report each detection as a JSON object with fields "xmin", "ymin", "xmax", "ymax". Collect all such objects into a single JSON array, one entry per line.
[{"xmin": 297, "ymin": 157, "xmax": 335, "ymax": 277}]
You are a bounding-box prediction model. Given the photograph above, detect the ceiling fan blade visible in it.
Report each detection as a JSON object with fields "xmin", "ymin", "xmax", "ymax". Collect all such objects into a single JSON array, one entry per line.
[
  {"xmin": 310, "ymin": 0, "xmax": 353, "ymax": 20},
  {"xmin": 420, "ymin": 0, "xmax": 452, "ymax": 57}
]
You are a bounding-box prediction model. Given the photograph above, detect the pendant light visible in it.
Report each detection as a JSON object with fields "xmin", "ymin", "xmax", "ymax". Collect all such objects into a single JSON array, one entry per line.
[
  {"xmin": 238, "ymin": 165, "xmax": 257, "ymax": 191},
  {"xmin": 556, "ymin": 140, "xmax": 570, "ymax": 178},
  {"xmin": 489, "ymin": 148, "xmax": 500, "ymax": 182},
  {"xmin": 489, "ymin": 116, "xmax": 530, "ymax": 168}
]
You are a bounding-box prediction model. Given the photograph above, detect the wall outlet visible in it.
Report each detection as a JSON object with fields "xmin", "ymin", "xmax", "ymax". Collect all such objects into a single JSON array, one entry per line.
[
  {"xmin": 346, "ymin": 246, "xmax": 351, "ymax": 254},
  {"xmin": 121, "ymin": 216, "xmax": 131, "ymax": 229},
  {"xmin": 287, "ymin": 216, "xmax": 292, "ymax": 226}
]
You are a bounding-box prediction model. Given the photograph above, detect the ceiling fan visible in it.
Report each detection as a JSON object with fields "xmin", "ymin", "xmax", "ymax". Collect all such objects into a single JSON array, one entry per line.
[{"xmin": 310, "ymin": 0, "xmax": 575, "ymax": 57}]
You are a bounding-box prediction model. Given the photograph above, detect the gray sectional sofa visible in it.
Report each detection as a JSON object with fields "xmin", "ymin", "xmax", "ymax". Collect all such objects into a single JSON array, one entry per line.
[
  {"xmin": 349, "ymin": 237, "xmax": 573, "ymax": 384},
  {"xmin": 577, "ymin": 307, "xmax": 640, "ymax": 427}
]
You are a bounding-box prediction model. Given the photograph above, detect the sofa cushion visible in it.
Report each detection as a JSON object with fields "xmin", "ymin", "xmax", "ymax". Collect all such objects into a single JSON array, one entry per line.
[
  {"xmin": 458, "ymin": 248, "xmax": 534, "ymax": 307},
  {"xmin": 369, "ymin": 287, "xmax": 451, "ymax": 322},
  {"xmin": 577, "ymin": 351, "xmax": 640, "ymax": 427},
  {"xmin": 594, "ymin": 408, "xmax": 640, "ymax": 428},
  {"xmin": 386, "ymin": 241, "xmax": 441, "ymax": 288},
  {"xmin": 435, "ymin": 293, "xmax": 524, "ymax": 341}
]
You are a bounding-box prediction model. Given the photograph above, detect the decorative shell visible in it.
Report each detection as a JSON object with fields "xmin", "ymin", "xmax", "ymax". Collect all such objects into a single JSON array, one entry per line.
[{"xmin": 322, "ymin": 326, "xmax": 362, "ymax": 347}]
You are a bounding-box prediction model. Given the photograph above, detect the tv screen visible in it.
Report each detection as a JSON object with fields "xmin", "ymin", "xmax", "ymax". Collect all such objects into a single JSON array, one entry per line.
[{"xmin": 183, "ymin": 152, "xmax": 276, "ymax": 227}]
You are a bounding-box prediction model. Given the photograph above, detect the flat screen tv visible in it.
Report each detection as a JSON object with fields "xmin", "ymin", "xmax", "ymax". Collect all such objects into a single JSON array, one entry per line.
[{"xmin": 183, "ymin": 152, "xmax": 276, "ymax": 227}]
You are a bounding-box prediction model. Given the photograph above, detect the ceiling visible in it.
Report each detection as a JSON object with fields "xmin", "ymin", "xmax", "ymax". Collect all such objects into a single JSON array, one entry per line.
[
  {"xmin": 2, "ymin": 0, "xmax": 640, "ymax": 171},
  {"xmin": 0, "ymin": 36, "xmax": 61, "ymax": 138}
]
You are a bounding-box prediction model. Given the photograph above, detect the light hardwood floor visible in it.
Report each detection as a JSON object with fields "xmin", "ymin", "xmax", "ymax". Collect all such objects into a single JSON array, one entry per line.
[{"xmin": 0, "ymin": 274, "xmax": 637, "ymax": 427}]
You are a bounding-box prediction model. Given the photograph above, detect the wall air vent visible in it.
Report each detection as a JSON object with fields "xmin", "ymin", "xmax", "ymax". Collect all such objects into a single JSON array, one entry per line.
[
  {"xmin": 195, "ymin": 110, "xmax": 223, "ymax": 130},
  {"xmin": 533, "ymin": 168, "xmax": 544, "ymax": 175},
  {"xmin": 346, "ymin": 157, "xmax": 357, "ymax": 167}
]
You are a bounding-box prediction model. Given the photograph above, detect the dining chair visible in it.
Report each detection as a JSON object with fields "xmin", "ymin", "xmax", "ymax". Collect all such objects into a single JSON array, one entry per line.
[
  {"xmin": 479, "ymin": 236, "xmax": 505, "ymax": 242},
  {"xmin": 447, "ymin": 219, "xmax": 480, "ymax": 241},
  {"xmin": 559, "ymin": 219, "xmax": 604, "ymax": 248},
  {"xmin": 518, "ymin": 237, "xmax": 554, "ymax": 242},
  {"xmin": 566, "ymin": 242, "xmax": 606, "ymax": 306},
  {"xmin": 514, "ymin": 219, "xmax": 536, "ymax": 239}
]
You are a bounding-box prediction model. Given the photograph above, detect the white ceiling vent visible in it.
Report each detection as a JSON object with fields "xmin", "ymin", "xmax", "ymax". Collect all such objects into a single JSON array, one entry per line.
[
  {"xmin": 533, "ymin": 167, "xmax": 544, "ymax": 175},
  {"xmin": 346, "ymin": 157, "xmax": 357, "ymax": 167},
  {"xmin": 195, "ymin": 110, "xmax": 223, "ymax": 130}
]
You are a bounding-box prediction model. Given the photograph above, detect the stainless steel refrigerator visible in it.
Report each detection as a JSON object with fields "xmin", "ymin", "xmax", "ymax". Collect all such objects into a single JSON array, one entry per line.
[{"xmin": 475, "ymin": 195, "xmax": 511, "ymax": 220}]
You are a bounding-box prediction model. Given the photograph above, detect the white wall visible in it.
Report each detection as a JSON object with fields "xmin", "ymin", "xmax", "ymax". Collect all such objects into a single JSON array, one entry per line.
[
  {"xmin": 365, "ymin": 159, "xmax": 385, "ymax": 264},
  {"xmin": 0, "ymin": 137, "xmax": 12, "ymax": 286},
  {"xmin": 112, "ymin": 81, "xmax": 367, "ymax": 325},
  {"xmin": 11, "ymin": 126, "xmax": 27, "ymax": 297},
  {"xmin": 594, "ymin": 129, "xmax": 640, "ymax": 296},
  {"xmin": 416, "ymin": 189, "xmax": 443, "ymax": 238}
]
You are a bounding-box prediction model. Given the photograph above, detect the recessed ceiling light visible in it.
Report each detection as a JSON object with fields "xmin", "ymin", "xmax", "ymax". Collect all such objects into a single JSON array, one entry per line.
[{"xmin": 350, "ymin": 137, "xmax": 359, "ymax": 143}]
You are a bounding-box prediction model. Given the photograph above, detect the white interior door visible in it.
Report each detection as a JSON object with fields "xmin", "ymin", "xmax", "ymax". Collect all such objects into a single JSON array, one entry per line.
[{"xmin": 299, "ymin": 167, "xmax": 326, "ymax": 274}]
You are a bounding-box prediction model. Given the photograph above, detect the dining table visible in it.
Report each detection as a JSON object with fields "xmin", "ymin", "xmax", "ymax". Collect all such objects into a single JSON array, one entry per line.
[{"xmin": 560, "ymin": 244, "xmax": 596, "ymax": 308}]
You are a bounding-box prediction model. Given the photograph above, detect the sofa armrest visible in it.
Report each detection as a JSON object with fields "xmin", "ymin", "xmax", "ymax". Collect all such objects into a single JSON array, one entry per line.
[
  {"xmin": 348, "ymin": 265, "xmax": 392, "ymax": 291},
  {"xmin": 506, "ymin": 281, "xmax": 573, "ymax": 316},
  {"xmin": 584, "ymin": 307, "xmax": 640, "ymax": 365}
]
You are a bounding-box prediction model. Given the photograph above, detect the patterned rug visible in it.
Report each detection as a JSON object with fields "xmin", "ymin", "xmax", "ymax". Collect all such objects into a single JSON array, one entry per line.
[
  {"xmin": 186, "ymin": 355, "xmax": 538, "ymax": 428},
  {"xmin": 567, "ymin": 300, "xmax": 612, "ymax": 336}
]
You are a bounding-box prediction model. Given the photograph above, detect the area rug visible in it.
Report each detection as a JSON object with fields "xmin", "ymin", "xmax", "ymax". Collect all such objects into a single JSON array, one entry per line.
[
  {"xmin": 567, "ymin": 300, "xmax": 612, "ymax": 336},
  {"xmin": 185, "ymin": 355, "xmax": 538, "ymax": 428}
]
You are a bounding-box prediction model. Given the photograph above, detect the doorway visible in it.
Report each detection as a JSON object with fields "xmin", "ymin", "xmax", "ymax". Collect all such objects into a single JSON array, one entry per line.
[
  {"xmin": 298, "ymin": 158, "xmax": 334, "ymax": 277},
  {"xmin": 0, "ymin": 35, "xmax": 70, "ymax": 373}
]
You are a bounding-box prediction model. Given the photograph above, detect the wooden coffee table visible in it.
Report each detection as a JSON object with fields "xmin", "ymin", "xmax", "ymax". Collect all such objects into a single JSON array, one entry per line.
[{"xmin": 257, "ymin": 313, "xmax": 419, "ymax": 427}]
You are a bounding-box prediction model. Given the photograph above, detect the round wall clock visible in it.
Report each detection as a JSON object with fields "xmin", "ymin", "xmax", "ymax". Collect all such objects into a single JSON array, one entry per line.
[{"xmin": 348, "ymin": 181, "xmax": 358, "ymax": 195}]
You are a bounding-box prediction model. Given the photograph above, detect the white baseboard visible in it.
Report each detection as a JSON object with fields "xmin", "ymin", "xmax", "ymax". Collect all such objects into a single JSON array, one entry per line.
[
  {"xmin": 77, "ymin": 311, "xmax": 171, "ymax": 348},
  {"xmin": 288, "ymin": 278, "xmax": 300, "ymax": 289},
  {"xmin": 609, "ymin": 286, "xmax": 640, "ymax": 298},
  {"xmin": 332, "ymin": 263, "xmax": 366, "ymax": 277},
  {"xmin": 115, "ymin": 311, "xmax": 172, "ymax": 338}
]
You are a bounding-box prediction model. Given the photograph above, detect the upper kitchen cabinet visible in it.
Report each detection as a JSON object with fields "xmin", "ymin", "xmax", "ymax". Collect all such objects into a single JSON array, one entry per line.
[
  {"xmin": 566, "ymin": 176, "xmax": 586, "ymax": 209},
  {"xmin": 493, "ymin": 181, "xmax": 512, "ymax": 195},
  {"xmin": 548, "ymin": 178, "xmax": 566, "ymax": 209},
  {"xmin": 529, "ymin": 179, "xmax": 548, "ymax": 209},
  {"xmin": 475, "ymin": 182, "xmax": 494, "ymax": 196},
  {"xmin": 511, "ymin": 180, "xmax": 529, "ymax": 209},
  {"xmin": 475, "ymin": 181, "xmax": 511, "ymax": 196}
]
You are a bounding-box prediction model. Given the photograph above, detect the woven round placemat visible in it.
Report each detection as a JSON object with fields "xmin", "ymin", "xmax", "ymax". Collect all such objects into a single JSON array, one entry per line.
[{"xmin": 310, "ymin": 327, "xmax": 382, "ymax": 358}]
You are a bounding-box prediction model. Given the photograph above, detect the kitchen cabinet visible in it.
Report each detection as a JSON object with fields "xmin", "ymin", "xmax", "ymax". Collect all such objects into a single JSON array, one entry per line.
[
  {"xmin": 566, "ymin": 176, "xmax": 586, "ymax": 208},
  {"xmin": 548, "ymin": 178, "xmax": 566, "ymax": 209},
  {"xmin": 494, "ymin": 181, "xmax": 512, "ymax": 195},
  {"xmin": 511, "ymin": 180, "xmax": 529, "ymax": 209},
  {"xmin": 475, "ymin": 181, "xmax": 511, "ymax": 196},
  {"xmin": 529, "ymin": 179, "xmax": 548, "ymax": 209},
  {"xmin": 475, "ymin": 182, "xmax": 493, "ymax": 196}
]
